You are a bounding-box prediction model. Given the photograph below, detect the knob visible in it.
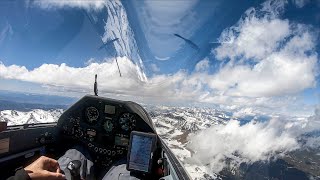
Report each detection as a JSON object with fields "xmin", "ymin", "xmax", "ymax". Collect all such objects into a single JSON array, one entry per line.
[
  {"xmin": 39, "ymin": 137, "xmax": 46, "ymax": 144},
  {"xmin": 67, "ymin": 160, "xmax": 81, "ymax": 180}
]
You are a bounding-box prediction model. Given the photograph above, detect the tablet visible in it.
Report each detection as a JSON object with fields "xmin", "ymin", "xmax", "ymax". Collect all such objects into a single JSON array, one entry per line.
[{"xmin": 127, "ymin": 131, "xmax": 157, "ymax": 173}]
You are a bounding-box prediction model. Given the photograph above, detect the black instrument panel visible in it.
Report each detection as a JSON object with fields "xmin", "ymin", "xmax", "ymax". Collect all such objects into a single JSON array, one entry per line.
[{"xmin": 57, "ymin": 95, "xmax": 155, "ymax": 167}]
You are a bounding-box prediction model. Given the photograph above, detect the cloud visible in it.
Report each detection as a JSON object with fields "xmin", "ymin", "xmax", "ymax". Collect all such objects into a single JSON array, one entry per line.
[
  {"xmin": 0, "ymin": 58, "xmax": 206, "ymax": 104},
  {"xmin": 0, "ymin": 57, "xmax": 146, "ymax": 93},
  {"xmin": 187, "ymin": 119, "xmax": 299, "ymax": 172},
  {"xmin": 187, "ymin": 106, "xmax": 320, "ymax": 173},
  {"xmin": 185, "ymin": 1, "xmax": 320, "ymax": 173},
  {"xmin": 0, "ymin": 22, "xmax": 13, "ymax": 45},
  {"xmin": 0, "ymin": 0, "xmax": 318, "ymax": 116},
  {"xmin": 150, "ymin": 64, "xmax": 160, "ymax": 72},
  {"xmin": 32, "ymin": 0, "xmax": 105, "ymax": 10},
  {"xmin": 292, "ymin": 0, "xmax": 310, "ymax": 8},
  {"xmin": 215, "ymin": 19, "xmax": 290, "ymax": 61},
  {"xmin": 195, "ymin": 58, "xmax": 210, "ymax": 72},
  {"xmin": 211, "ymin": 0, "xmax": 318, "ymax": 97}
]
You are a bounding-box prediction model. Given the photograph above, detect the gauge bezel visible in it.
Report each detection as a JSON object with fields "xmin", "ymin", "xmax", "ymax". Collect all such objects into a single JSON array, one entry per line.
[
  {"xmin": 85, "ymin": 106, "xmax": 99, "ymax": 123},
  {"xmin": 118, "ymin": 113, "xmax": 136, "ymax": 131},
  {"xmin": 103, "ymin": 119, "xmax": 114, "ymax": 133}
]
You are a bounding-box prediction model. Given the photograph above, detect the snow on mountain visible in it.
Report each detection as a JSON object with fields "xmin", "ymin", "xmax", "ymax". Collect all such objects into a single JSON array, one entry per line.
[
  {"xmin": 147, "ymin": 106, "xmax": 231, "ymax": 179},
  {"xmin": 2, "ymin": 106, "xmax": 317, "ymax": 179},
  {"xmin": 0, "ymin": 109, "xmax": 63, "ymax": 126},
  {"xmin": 0, "ymin": 105, "xmax": 227, "ymax": 179}
]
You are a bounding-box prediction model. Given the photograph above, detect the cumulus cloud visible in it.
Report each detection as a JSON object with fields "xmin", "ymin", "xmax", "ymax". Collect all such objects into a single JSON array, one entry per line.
[
  {"xmin": 32, "ymin": 0, "xmax": 105, "ymax": 10},
  {"xmin": 215, "ymin": 19, "xmax": 290, "ymax": 61},
  {"xmin": 0, "ymin": 0, "xmax": 318, "ymax": 116},
  {"xmin": 211, "ymin": 0, "xmax": 318, "ymax": 97},
  {"xmin": 187, "ymin": 106, "xmax": 320, "ymax": 173},
  {"xmin": 0, "ymin": 57, "xmax": 206, "ymax": 104},
  {"xmin": 0, "ymin": 57, "xmax": 145, "ymax": 94}
]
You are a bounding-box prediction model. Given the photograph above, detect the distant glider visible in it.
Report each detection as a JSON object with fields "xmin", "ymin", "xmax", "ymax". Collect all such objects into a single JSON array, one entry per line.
[
  {"xmin": 174, "ymin": 33, "xmax": 200, "ymax": 51},
  {"xmin": 98, "ymin": 38, "xmax": 119, "ymax": 50}
]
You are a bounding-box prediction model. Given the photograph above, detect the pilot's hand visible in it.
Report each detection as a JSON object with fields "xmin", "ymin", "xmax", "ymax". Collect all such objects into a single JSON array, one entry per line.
[{"xmin": 25, "ymin": 156, "xmax": 65, "ymax": 180}]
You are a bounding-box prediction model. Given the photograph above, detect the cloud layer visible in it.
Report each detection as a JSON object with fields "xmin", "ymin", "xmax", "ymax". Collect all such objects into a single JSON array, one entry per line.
[
  {"xmin": 0, "ymin": 0, "xmax": 319, "ymax": 116},
  {"xmin": 187, "ymin": 107, "xmax": 320, "ymax": 173},
  {"xmin": 33, "ymin": 0, "xmax": 105, "ymax": 10}
]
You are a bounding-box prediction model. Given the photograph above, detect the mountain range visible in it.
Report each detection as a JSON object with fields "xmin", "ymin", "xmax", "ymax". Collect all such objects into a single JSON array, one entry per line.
[{"xmin": 1, "ymin": 104, "xmax": 319, "ymax": 179}]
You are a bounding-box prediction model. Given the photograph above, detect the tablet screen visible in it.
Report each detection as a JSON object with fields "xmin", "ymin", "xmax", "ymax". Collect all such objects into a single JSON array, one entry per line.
[{"xmin": 128, "ymin": 133, "xmax": 155, "ymax": 172}]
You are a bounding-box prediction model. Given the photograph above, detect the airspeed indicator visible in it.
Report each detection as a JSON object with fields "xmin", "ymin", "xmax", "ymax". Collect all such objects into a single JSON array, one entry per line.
[{"xmin": 86, "ymin": 107, "xmax": 99, "ymax": 123}]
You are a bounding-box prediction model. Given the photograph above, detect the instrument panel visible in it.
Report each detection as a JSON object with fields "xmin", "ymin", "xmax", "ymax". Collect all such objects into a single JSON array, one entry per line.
[{"xmin": 57, "ymin": 95, "xmax": 155, "ymax": 167}]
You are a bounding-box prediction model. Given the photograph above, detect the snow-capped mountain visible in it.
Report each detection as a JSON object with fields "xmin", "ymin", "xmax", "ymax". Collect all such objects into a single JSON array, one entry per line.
[
  {"xmin": 0, "ymin": 109, "xmax": 63, "ymax": 126},
  {"xmin": 148, "ymin": 106, "xmax": 229, "ymax": 140},
  {"xmin": 145, "ymin": 106, "xmax": 232, "ymax": 179},
  {"xmin": 1, "ymin": 106, "xmax": 319, "ymax": 179},
  {"xmin": 146, "ymin": 106, "xmax": 231, "ymax": 179},
  {"xmin": 0, "ymin": 105, "xmax": 225, "ymax": 179}
]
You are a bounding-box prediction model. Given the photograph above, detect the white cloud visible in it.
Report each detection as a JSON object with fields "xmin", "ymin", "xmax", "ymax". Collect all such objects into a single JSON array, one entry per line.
[
  {"xmin": 0, "ymin": 58, "xmax": 206, "ymax": 104},
  {"xmin": 150, "ymin": 64, "xmax": 160, "ymax": 72},
  {"xmin": 1, "ymin": 58, "xmax": 312, "ymax": 116},
  {"xmin": 0, "ymin": 0, "xmax": 318, "ymax": 117},
  {"xmin": 215, "ymin": 19, "xmax": 290, "ymax": 61},
  {"xmin": 0, "ymin": 57, "xmax": 145, "ymax": 94},
  {"xmin": 292, "ymin": 0, "xmax": 310, "ymax": 8},
  {"xmin": 195, "ymin": 59, "xmax": 210, "ymax": 72},
  {"xmin": 187, "ymin": 106, "xmax": 320, "ymax": 173},
  {"xmin": 211, "ymin": 0, "xmax": 318, "ymax": 97},
  {"xmin": 210, "ymin": 48, "xmax": 317, "ymax": 97},
  {"xmin": 187, "ymin": 118, "xmax": 299, "ymax": 172},
  {"xmin": 33, "ymin": 0, "xmax": 105, "ymax": 10}
]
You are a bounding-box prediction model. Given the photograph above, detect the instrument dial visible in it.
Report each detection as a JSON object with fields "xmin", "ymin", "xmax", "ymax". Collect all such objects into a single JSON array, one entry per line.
[
  {"xmin": 86, "ymin": 107, "xmax": 99, "ymax": 123},
  {"xmin": 103, "ymin": 120, "xmax": 114, "ymax": 133},
  {"xmin": 119, "ymin": 113, "xmax": 136, "ymax": 131},
  {"xmin": 86, "ymin": 129, "xmax": 96, "ymax": 142}
]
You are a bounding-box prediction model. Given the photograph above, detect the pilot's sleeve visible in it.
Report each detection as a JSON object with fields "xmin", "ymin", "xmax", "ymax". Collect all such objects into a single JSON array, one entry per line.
[{"xmin": 6, "ymin": 168, "xmax": 31, "ymax": 180}]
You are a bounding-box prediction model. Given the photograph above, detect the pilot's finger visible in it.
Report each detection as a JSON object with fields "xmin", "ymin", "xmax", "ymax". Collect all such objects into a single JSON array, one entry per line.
[
  {"xmin": 43, "ymin": 156, "xmax": 59, "ymax": 165},
  {"xmin": 56, "ymin": 166, "xmax": 62, "ymax": 173},
  {"xmin": 42, "ymin": 156, "xmax": 61, "ymax": 171},
  {"xmin": 45, "ymin": 171, "xmax": 66, "ymax": 180}
]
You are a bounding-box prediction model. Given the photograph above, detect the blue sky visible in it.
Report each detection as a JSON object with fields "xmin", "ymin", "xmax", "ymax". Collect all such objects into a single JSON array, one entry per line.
[{"xmin": 0, "ymin": 0, "xmax": 319, "ymax": 115}]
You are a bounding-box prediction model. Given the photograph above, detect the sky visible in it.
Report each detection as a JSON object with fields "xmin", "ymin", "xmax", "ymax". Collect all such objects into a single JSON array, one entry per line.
[
  {"xmin": 1, "ymin": 1, "xmax": 320, "ymax": 176},
  {"xmin": 0, "ymin": 0, "xmax": 319, "ymax": 116}
]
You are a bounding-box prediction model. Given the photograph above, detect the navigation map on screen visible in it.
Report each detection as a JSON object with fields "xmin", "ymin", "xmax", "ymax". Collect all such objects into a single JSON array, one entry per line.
[{"xmin": 128, "ymin": 134, "xmax": 153, "ymax": 172}]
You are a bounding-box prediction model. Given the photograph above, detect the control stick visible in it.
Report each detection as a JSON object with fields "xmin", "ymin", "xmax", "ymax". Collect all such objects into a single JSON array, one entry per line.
[{"xmin": 67, "ymin": 160, "xmax": 82, "ymax": 180}]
